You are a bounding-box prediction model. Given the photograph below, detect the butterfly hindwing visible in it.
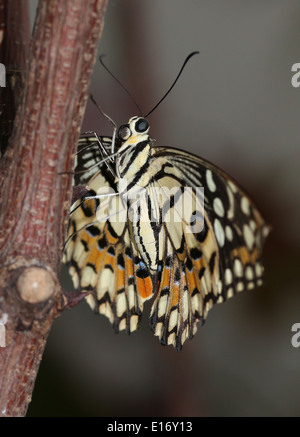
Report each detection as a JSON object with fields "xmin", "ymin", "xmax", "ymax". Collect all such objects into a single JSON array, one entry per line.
[{"xmin": 64, "ymin": 162, "xmax": 154, "ymax": 334}]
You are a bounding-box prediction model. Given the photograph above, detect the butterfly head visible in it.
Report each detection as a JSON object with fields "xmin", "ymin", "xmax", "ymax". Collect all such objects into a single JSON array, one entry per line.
[
  {"xmin": 116, "ymin": 116, "xmax": 152, "ymax": 180},
  {"xmin": 117, "ymin": 116, "xmax": 150, "ymax": 144}
]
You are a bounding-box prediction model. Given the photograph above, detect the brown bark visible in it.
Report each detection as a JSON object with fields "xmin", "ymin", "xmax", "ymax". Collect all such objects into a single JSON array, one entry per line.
[{"xmin": 0, "ymin": 0, "xmax": 108, "ymax": 416}]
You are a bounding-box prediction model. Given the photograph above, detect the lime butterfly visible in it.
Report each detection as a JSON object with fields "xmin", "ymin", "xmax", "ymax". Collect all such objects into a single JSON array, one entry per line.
[{"xmin": 63, "ymin": 54, "xmax": 270, "ymax": 350}]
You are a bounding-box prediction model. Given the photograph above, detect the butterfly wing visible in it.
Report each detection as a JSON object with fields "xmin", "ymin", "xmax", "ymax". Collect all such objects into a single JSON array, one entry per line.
[
  {"xmin": 75, "ymin": 135, "xmax": 121, "ymax": 186},
  {"xmin": 63, "ymin": 154, "xmax": 154, "ymax": 334},
  {"xmin": 64, "ymin": 131, "xmax": 269, "ymax": 350},
  {"xmin": 147, "ymin": 146, "xmax": 270, "ymax": 350}
]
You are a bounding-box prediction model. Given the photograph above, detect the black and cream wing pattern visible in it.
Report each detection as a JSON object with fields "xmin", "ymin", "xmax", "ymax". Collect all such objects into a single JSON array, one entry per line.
[{"xmin": 63, "ymin": 116, "xmax": 270, "ymax": 351}]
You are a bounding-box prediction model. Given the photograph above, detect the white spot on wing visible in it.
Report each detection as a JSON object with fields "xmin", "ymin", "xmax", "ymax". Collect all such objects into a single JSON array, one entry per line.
[
  {"xmin": 226, "ymin": 186, "xmax": 235, "ymax": 219},
  {"xmin": 250, "ymin": 220, "xmax": 257, "ymax": 232},
  {"xmin": 225, "ymin": 225, "xmax": 233, "ymax": 241},
  {"xmin": 236, "ymin": 282, "xmax": 244, "ymax": 292},
  {"xmin": 130, "ymin": 315, "xmax": 139, "ymax": 332},
  {"xmin": 228, "ymin": 180, "xmax": 238, "ymax": 193},
  {"xmin": 182, "ymin": 290, "xmax": 189, "ymax": 321},
  {"xmin": 155, "ymin": 322, "xmax": 163, "ymax": 337},
  {"xmin": 192, "ymin": 292, "xmax": 203, "ymax": 315},
  {"xmin": 255, "ymin": 263, "xmax": 263, "ymax": 277},
  {"xmin": 225, "ymin": 268, "xmax": 233, "ymax": 285},
  {"xmin": 97, "ymin": 269, "xmax": 114, "ymax": 299},
  {"xmin": 168, "ymin": 309, "xmax": 178, "ymax": 331},
  {"xmin": 233, "ymin": 258, "xmax": 243, "ymax": 277},
  {"xmin": 116, "ymin": 292, "xmax": 127, "ymax": 317},
  {"xmin": 243, "ymin": 224, "xmax": 255, "ymax": 249},
  {"xmin": 245, "ymin": 265, "xmax": 254, "ymax": 280},
  {"xmin": 158, "ymin": 294, "xmax": 168, "ymax": 318},
  {"xmin": 227, "ymin": 287, "xmax": 234, "ymax": 298},
  {"xmin": 213, "ymin": 197, "xmax": 225, "ymax": 217},
  {"xmin": 73, "ymin": 240, "xmax": 86, "ymax": 264},
  {"xmin": 167, "ymin": 332, "xmax": 176, "ymax": 346},
  {"xmin": 214, "ymin": 218, "xmax": 225, "ymax": 247},
  {"xmin": 99, "ymin": 302, "xmax": 114, "ymax": 323},
  {"xmin": 85, "ymin": 294, "xmax": 96, "ymax": 310},
  {"xmin": 127, "ymin": 283, "xmax": 136, "ymax": 309},
  {"xmin": 119, "ymin": 318, "xmax": 127, "ymax": 331},
  {"xmin": 69, "ymin": 266, "xmax": 79, "ymax": 289},
  {"xmin": 81, "ymin": 265, "xmax": 97, "ymax": 288},
  {"xmin": 181, "ymin": 327, "xmax": 189, "ymax": 343},
  {"xmin": 241, "ymin": 197, "xmax": 251, "ymax": 216},
  {"xmin": 206, "ymin": 169, "xmax": 216, "ymax": 192},
  {"xmin": 263, "ymin": 226, "xmax": 271, "ymax": 238}
]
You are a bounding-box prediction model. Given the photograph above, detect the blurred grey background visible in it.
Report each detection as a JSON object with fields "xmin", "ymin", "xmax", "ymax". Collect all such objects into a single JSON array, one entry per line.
[{"xmin": 28, "ymin": 0, "xmax": 300, "ymax": 416}]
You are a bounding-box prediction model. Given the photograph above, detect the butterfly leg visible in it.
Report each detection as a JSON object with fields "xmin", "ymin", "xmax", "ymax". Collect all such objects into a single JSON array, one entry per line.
[{"xmin": 60, "ymin": 288, "xmax": 91, "ymax": 310}]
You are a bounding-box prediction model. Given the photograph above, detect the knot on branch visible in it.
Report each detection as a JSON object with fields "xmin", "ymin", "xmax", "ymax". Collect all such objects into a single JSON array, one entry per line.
[
  {"xmin": 17, "ymin": 266, "xmax": 55, "ymax": 304},
  {"xmin": 0, "ymin": 258, "xmax": 60, "ymax": 333}
]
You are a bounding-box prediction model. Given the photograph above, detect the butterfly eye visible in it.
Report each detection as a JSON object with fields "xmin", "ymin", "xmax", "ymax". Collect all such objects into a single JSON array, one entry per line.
[
  {"xmin": 118, "ymin": 124, "xmax": 131, "ymax": 141},
  {"xmin": 135, "ymin": 118, "xmax": 149, "ymax": 133}
]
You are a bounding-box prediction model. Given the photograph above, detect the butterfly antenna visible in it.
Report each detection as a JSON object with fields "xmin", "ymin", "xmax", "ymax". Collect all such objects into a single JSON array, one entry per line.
[
  {"xmin": 89, "ymin": 94, "xmax": 117, "ymax": 130},
  {"xmin": 88, "ymin": 95, "xmax": 119, "ymax": 170},
  {"xmin": 144, "ymin": 51, "xmax": 199, "ymax": 118},
  {"xmin": 99, "ymin": 54, "xmax": 143, "ymax": 116}
]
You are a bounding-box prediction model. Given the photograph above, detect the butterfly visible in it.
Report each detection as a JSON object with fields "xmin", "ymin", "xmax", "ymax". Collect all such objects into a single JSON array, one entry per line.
[{"xmin": 63, "ymin": 114, "xmax": 270, "ymax": 351}]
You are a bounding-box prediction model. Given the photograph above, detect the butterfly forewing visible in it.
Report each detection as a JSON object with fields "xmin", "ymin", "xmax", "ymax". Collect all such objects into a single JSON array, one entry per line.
[{"xmin": 63, "ymin": 117, "xmax": 270, "ymax": 350}]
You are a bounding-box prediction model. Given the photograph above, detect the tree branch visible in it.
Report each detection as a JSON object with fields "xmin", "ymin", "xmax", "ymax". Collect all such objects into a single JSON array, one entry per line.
[{"xmin": 0, "ymin": 0, "xmax": 108, "ymax": 416}]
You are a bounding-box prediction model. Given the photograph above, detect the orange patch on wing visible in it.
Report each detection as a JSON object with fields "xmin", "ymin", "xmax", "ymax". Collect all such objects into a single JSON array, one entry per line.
[
  {"xmin": 125, "ymin": 255, "xmax": 134, "ymax": 279},
  {"xmin": 192, "ymin": 258, "xmax": 206, "ymax": 273},
  {"xmin": 231, "ymin": 247, "xmax": 259, "ymax": 265},
  {"xmin": 170, "ymin": 282, "xmax": 180, "ymax": 308},
  {"xmin": 84, "ymin": 243, "xmax": 102, "ymax": 271},
  {"xmin": 191, "ymin": 257, "xmax": 208, "ymax": 293},
  {"xmin": 105, "ymin": 230, "xmax": 119, "ymax": 245},
  {"xmin": 101, "ymin": 250, "xmax": 116, "ymax": 274},
  {"xmin": 82, "ymin": 229, "xmax": 97, "ymax": 248},
  {"xmin": 160, "ymin": 266, "xmax": 171, "ymax": 290},
  {"xmin": 186, "ymin": 269, "xmax": 197, "ymax": 295},
  {"xmin": 81, "ymin": 199, "xmax": 97, "ymax": 217},
  {"xmin": 136, "ymin": 276, "xmax": 153, "ymax": 300}
]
